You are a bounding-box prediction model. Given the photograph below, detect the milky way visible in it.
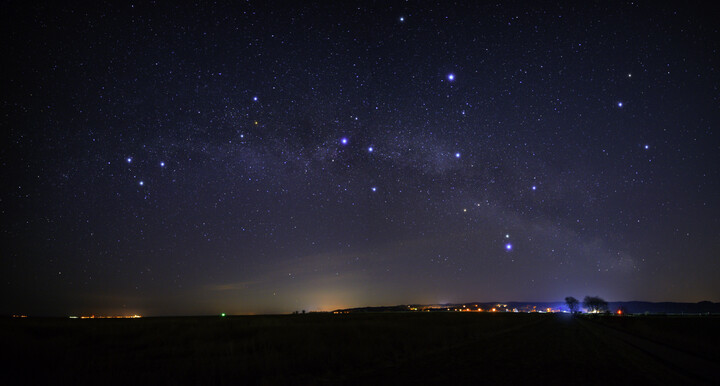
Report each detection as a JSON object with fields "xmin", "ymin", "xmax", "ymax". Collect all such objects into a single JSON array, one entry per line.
[{"xmin": 2, "ymin": 1, "xmax": 718, "ymax": 315}]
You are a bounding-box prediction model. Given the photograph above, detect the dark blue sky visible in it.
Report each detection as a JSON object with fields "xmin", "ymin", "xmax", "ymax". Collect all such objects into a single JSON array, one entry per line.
[{"xmin": 2, "ymin": 1, "xmax": 718, "ymax": 315}]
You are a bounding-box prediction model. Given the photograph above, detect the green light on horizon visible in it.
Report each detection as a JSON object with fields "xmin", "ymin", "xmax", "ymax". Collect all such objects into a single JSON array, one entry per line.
[{"xmin": 221, "ymin": 313, "xmax": 226, "ymax": 317}]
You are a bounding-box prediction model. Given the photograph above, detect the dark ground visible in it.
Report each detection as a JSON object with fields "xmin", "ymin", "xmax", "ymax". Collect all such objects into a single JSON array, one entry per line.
[{"xmin": 3, "ymin": 313, "xmax": 718, "ymax": 385}]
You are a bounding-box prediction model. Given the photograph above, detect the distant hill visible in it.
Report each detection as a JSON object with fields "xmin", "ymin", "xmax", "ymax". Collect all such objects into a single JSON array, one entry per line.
[
  {"xmin": 332, "ymin": 301, "xmax": 720, "ymax": 314},
  {"xmin": 607, "ymin": 301, "xmax": 720, "ymax": 314}
]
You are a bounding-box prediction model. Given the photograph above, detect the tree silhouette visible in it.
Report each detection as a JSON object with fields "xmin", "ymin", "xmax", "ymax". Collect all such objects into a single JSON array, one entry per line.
[
  {"xmin": 565, "ymin": 296, "xmax": 579, "ymax": 313},
  {"xmin": 583, "ymin": 296, "xmax": 608, "ymax": 313}
]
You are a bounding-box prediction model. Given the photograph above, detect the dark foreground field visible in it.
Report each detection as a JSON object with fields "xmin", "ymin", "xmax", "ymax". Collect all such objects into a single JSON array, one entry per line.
[{"xmin": 4, "ymin": 313, "xmax": 719, "ymax": 385}]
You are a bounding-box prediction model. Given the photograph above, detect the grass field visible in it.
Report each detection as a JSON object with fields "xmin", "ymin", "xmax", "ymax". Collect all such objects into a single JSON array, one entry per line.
[{"xmin": 4, "ymin": 313, "xmax": 718, "ymax": 385}]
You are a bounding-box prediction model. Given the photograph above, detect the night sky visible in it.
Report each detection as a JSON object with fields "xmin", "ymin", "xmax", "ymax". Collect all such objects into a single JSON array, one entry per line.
[{"xmin": 2, "ymin": 1, "xmax": 719, "ymax": 316}]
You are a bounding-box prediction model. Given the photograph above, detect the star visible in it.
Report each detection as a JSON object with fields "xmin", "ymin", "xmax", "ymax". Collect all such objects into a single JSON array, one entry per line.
[
  {"xmin": 454, "ymin": 152, "xmax": 461, "ymax": 158},
  {"xmin": 160, "ymin": 162, "xmax": 165, "ymax": 167},
  {"xmin": 617, "ymin": 101, "xmax": 623, "ymax": 108},
  {"xmin": 399, "ymin": 16, "xmax": 405, "ymax": 22},
  {"xmin": 371, "ymin": 187, "xmax": 377, "ymax": 192},
  {"xmin": 340, "ymin": 137, "xmax": 349, "ymax": 145},
  {"xmin": 644, "ymin": 144, "xmax": 649, "ymax": 150},
  {"xmin": 505, "ymin": 243, "xmax": 513, "ymax": 251},
  {"xmin": 253, "ymin": 96, "xmax": 258, "ymax": 101},
  {"xmin": 126, "ymin": 157, "xmax": 132, "ymax": 163},
  {"xmin": 139, "ymin": 181, "xmax": 144, "ymax": 186},
  {"xmin": 368, "ymin": 146, "xmax": 374, "ymax": 153},
  {"xmin": 532, "ymin": 185, "xmax": 537, "ymax": 191},
  {"xmin": 447, "ymin": 73, "xmax": 455, "ymax": 81}
]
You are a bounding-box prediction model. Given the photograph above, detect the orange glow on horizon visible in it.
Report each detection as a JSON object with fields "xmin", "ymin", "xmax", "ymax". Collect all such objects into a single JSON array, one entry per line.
[{"xmin": 75, "ymin": 315, "xmax": 142, "ymax": 319}]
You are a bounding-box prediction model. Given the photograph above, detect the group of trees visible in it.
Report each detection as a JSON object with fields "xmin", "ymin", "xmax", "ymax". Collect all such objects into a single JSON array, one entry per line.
[{"xmin": 565, "ymin": 296, "xmax": 609, "ymax": 314}]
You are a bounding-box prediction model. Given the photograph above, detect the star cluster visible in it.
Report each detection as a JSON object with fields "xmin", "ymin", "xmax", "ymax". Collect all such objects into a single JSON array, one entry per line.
[{"xmin": 2, "ymin": 1, "xmax": 718, "ymax": 315}]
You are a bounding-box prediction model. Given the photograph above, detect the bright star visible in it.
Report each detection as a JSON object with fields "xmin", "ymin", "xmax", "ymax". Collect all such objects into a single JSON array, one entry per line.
[
  {"xmin": 399, "ymin": 16, "xmax": 405, "ymax": 22},
  {"xmin": 126, "ymin": 157, "xmax": 132, "ymax": 163},
  {"xmin": 644, "ymin": 144, "xmax": 649, "ymax": 150},
  {"xmin": 455, "ymin": 152, "xmax": 461, "ymax": 158},
  {"xmin": 505, "ymin": 234, "xmax": 510, "ymax": 239},
  {"xmin": 340, "ymin": 137, "xmax": 349, "ymax": 145},
  {"xmin": 368, "ymin": 146, "xmax": 374, "ymax": 153},
  {"xmin": 532, "ymin": 185, "xmax": 537, "ymax": 191},
  {"xmin": 160, "ymin": 162, "xmax": 165, "ymax": 167},
  {"xmin": 447, "ymin": 73, "xmax": 455, "ymax": 81},
  {"xmin": 505, "ymin": 243, "xmax": 513, "ymax": 251},
  {"xmin": 617, "ymin": 102, "xmax": 623, "ymax": 107},
  {"xmin": 253, "ymin": 96, "xmax": 258, "ymax": 101},
  {"xmin": 371, "ymin": 187, "xmax": 377, "ymax": 192},
  {"xmin": 139, "ymin": 181, "xmax": 144, "ymax": 186}
]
